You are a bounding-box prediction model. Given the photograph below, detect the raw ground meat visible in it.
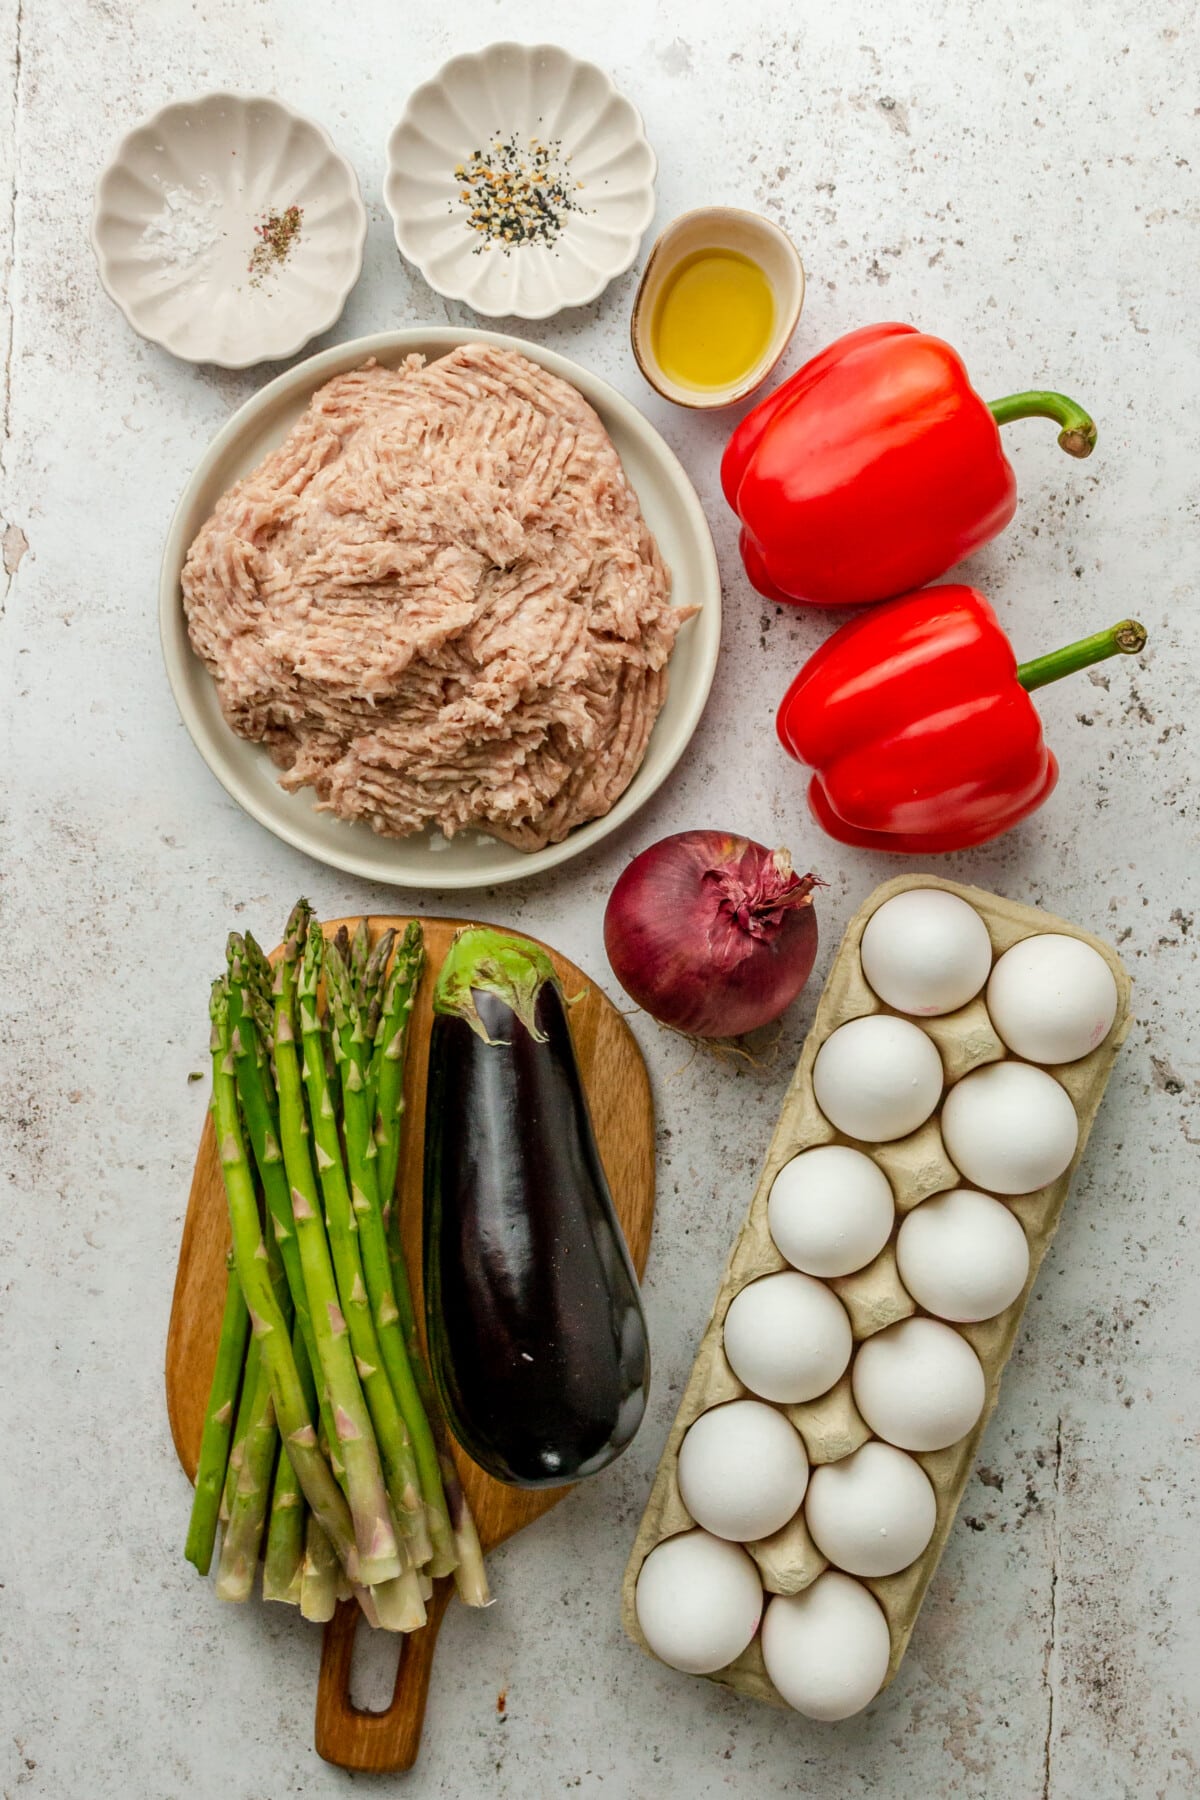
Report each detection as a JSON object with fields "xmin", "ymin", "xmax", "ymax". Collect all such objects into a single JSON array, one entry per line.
[{"xmin": 181, "ymin": 343, "xmax": 697, "ymax": 850}]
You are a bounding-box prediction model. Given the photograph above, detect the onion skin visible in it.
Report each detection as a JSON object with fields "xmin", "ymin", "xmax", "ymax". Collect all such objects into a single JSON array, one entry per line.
[{"xmin": 604, "ymin": 831, "xmax": 821, "ymax": 1038}]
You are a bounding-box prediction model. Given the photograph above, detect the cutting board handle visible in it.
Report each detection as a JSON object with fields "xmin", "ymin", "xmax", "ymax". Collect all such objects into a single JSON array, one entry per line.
[{"xmin": 315, "ymin": 1581, "xmax": 453, "ymax": 1772}]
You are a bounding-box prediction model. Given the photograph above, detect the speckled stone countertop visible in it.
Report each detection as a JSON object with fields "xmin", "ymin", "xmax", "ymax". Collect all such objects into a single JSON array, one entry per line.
[{"xmin": 1, "ymin": 2, "xmax": 1197, "ymax": 1796}]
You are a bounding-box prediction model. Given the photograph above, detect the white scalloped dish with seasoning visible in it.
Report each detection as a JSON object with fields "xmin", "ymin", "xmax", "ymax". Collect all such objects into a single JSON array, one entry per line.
[
  {"xmin": 91, "ymin": 93, "xmax": 367, "ymax": 368},
  {"xmin": 384, "ymin": 43, "xmax": 657, "ymax": 318}
]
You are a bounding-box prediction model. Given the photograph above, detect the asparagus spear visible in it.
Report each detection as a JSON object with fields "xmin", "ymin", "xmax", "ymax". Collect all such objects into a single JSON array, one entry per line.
[
  {"xmin": 262, "ymin": 1459, "xmax": 305, "ymax": 1605},
  {"xmin": 358, "ymin": 927, "xmax": 395, "ymax": 1120},
  {"xmin": 348, "ymin": 917, "xmax": 371, "ymax": 999},
  {"xmin": 210, "ymin": 976, "xmax": 373, "ymax": 1585},
  {"xmin": 269, "ymin": 906, "xmax": 401, "ymax": 1588},
  {"xmin": 371, "ymin": 922, "xmax": 423, "ymax": 1232},
  {"xmin": 218, "ymin": 1165, "xmax": 292, "ymax": 1533},
  {"xmin": 370, "ymin": 1566, "xmax": 426, "ymax": 1632},
  {"xmin": 309, "ymin": 1372, "xmax": 424, "ymax": 1630},
  {"xmin": 261, "ymin": 1318, "xmax": 311, "ymax": 1606},
  {"xmin": 215, "ymin": 1353, "xmax": 278, "ymax": 1602},
  {"xmin": 372, "ymin": 925, "xmax": 426, "ymax": 1388},
  {"xmin": 297, "ymin": 922, "xmax": 430, "ymax": 1568},
  {"xmin": 221, "ymin": 1335, "xmax": 262, "ymax": 1524},
  {"xmin": 371, "ymin": 928, "xmax": 490, "ymax": 1605},
  {"xmin": 438, "ymin": 1454, "xmax": 489, "ymax": 1608},
  {"xmin": 239, "ymin": 931, "xmax": 277, "ymax": 1042},
  {"xmin": 228, "ymin": 943, "xmax": 303, "ymax": 1309},
  {"xmin": 277, "ymin": 1467, "xmax": 402, "ymax": 1627},
  {"xmin": 360, "ymin": 932, "xmax": 395, "ymax": 1152},
  {"xmin": 305, "ymin": 1438, "xmax": 421, "ymax": 1628},
  {"xmin": 184, "ymin": 1249, "xmax": 250, "ymax": 1575},
  {"xmin": 227, "ymin": 939, "xmax": 338, "ymax": 1449},
  {"xmin": 325, "ymin": 937, "xmax": 457, "ymax": 1578},
  {"xmin": 218, "ymin": 1038, "xmax": 297, "ymax": 1598},
  {"xmin": 299, "ymin": 1510, "xmax": 338, "ymax": 1623}
]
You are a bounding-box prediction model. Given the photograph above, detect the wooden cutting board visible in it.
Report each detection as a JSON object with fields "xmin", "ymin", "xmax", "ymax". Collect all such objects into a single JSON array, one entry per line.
[{"xmin": 165, "ymin": 915, "xmax": 655, "ymax": 1773}]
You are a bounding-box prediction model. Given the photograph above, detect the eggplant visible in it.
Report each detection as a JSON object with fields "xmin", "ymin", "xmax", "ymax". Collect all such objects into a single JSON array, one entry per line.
[{"xmin": 423, "ymin": 928, "xmax": 650, "ymax": 1487}]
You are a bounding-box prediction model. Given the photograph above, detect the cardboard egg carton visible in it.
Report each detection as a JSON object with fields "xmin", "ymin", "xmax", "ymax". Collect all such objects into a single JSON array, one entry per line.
[{"xmin": 621, "ymin": 874, "xmax": 1132, "ymax": 1707}]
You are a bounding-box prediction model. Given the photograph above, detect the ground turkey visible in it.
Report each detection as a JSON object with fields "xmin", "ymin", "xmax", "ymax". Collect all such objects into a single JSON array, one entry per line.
[{"xmin": 182, "ymin": 343, "xmax": 697, "ymax": 850}]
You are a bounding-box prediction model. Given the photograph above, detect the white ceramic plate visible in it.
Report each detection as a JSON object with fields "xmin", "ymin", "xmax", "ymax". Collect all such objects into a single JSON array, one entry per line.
[
  {"xmin": 92, "ymin": 93, "xmax": 367, "ymax": 367},
  {"xmin": 384, "ymin": 44, "xmax": 657, "ymax": 318},
  {"xmin": 160, "ymin": 328, "xmax": 721, "ymax": 889}
]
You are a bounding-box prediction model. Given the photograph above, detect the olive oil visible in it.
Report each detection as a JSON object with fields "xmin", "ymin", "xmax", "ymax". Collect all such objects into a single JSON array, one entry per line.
[{"xmin": 651, "ymin": 249, "xmax": 775, "ymax": 391}]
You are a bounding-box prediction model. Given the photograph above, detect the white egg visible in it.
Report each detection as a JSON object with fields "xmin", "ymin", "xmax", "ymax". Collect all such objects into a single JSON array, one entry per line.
[
  {"xmin": 861, "ymin": 889, "xmax": 994, "ymax": 1017},
  {"xmin": 768, "ymin": 1144, "xmax": 895, "ymax": 1278},
  {"xmin": 897, "ymin": 1188, "xmax": 1030, "ymax": 1322},
  {"xmin": 813, "ymin": 1015, "xmax": 944, "ymax": 1143},
  {"xmin": 987, "ymin": 933, "xmax": 1119, "ymax": 1064},
  {"xmin": 723, "ymin": 1271, "xmax": 853, "ymax": 1404},
  {"xmin": 941, "ymin": 1061, "xmax": 1079, "ymax": 1195},
  {"xmin": 852, "ymin": 1317, "xmax": 986, "ymax": 1452},
  {"xmin": 634, "ymin": 1529, "xmax": 764, "ymax": 1674},
  {"xmin": 805, "ymin": 1441, "xmax": 938, "ymax": 1577},
  {"xmin": 761, "ymin": 1572, "xmax": 891, "ymax": 1720},
  {"xmin": 677, "ymin": 1400, "xmax": 809, "ymax": 1542}
]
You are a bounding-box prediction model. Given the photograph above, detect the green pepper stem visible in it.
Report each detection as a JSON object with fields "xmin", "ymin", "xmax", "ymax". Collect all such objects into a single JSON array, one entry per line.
[
  {"xmin": 987, "ymin": 389, "xmax": 1097, "ymax": 458},
  {"xmin": 1017, "ymin": 619, "xmax": 1147, "ymax": 692}
]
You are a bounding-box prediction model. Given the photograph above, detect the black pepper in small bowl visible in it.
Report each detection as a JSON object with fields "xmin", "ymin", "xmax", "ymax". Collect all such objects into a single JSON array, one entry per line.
[{"xmin": 248, "ymin": 204, "xmax": 304, "ymax": 286}]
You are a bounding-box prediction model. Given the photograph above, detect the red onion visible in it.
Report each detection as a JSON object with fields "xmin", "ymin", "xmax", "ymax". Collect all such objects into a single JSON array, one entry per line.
[{"xmin": 604, "ymin": 831, "xmax": 821, "ymax": 1038}]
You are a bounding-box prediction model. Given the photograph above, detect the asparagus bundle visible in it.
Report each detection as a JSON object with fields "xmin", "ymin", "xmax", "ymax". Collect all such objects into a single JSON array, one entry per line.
[{"xmin": 183, "ymin": 902, "xmax": 488, "ymax": 1627}]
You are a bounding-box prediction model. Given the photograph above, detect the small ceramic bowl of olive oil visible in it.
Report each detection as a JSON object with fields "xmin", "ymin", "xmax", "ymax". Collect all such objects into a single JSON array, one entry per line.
[{"xmin": 631, "ymin": 207, "xmax": 804, "ymax": 410}]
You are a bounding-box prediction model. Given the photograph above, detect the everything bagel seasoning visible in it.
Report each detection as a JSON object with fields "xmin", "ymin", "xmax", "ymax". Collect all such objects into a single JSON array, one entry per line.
[{"xmin": 452, "ymin": 132, "xmax": 586, "ymax": 252}]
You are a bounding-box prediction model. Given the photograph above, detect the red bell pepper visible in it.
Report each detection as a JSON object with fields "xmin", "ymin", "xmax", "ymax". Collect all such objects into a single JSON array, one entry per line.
[
  {"xmin": 721, "ymin": 323, "xmax": 1097, "ymax": 608},
  {"xmin": 777, "ymin": 585, "xmax": 1146, "ymax": 853}
]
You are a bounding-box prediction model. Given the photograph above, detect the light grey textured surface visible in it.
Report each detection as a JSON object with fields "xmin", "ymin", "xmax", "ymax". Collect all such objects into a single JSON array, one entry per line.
[{"xmin": 1, "ymin": 1, "xmax": 1197, "ymax": 1795}]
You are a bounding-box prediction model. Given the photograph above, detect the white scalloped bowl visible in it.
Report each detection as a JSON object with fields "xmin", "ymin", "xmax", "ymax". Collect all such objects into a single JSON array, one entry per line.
[
  {"xmin": 92, "ymin": 93, "xmax": 367, "ymax": 368},
  {"xmin": 384, "ymin": 44, "xmax": 657, "ymax": 319}
]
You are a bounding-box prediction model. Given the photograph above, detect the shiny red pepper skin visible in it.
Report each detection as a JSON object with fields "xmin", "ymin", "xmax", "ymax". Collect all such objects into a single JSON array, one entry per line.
[
  {"xmin": 722, "ymin": 323, "xmax": 1018, "ymax": 608},
  {"xmin": 776, "ymin": 585, "xmax": 1059, "ymax": 853}
]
